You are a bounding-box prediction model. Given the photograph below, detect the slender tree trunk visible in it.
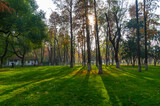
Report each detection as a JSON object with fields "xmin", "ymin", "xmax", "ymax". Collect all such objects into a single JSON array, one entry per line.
[
  {"xmin": 154, "ymin": 59, "xmax": 157, "ymax": 66},
  {"xmin": 66, "ymin": 45, "xmax": 69, "ymax": 65},
  {"xmin": 112, "ymin": 49, "xmax": 114, "ymax": 65},
  {"xmin": 34, "ymin": 51, "xmax": 39, "ymax": 65},
  {"xmin": 126, "ymin": 60, "xmax": 129, "ymax": 66},
  {"xmin": 94, "ymin": 0, "xmax": 102, "ymax": 74},
  {"xmin": 82, "ymin": 18, "xmax": 86, "ymax": 66},
  {"xmin": 53, "ymin": 39, "xmax": 56, "ymax": 65},
  {"xmin": 70, "ymin": 0, "xmax": 73, "ymax": 68},
  {"xmin": 144, "ymin": 0, "xmax": 148, "ymax": 70},
  {"xmin": 0, "ymin": 58, "xmax": 3, "ymax": 68},
  {"xmin": 0, "ymin": 32, "xmax": 11, "ymax": 69},
  {"xmin": 51, "ymin": 46, "xmax": 53, "ymax": 65},
  {"xmin": 132, "ymin": 58, "xmax": 135, "ymax": 67},
  {"xmin": 85, "ymin": 0, "xmax": 91, "ymax": 71},
  {"xmin": 64, "ymin": 45, "xmax": 66, "ymax": 65},
  {"xmin": 114, "ymin": 47, "xmax": 120, "ymax": 68},
  {"xmin": 106, "ymin": 30, "xmax": 108, "ymax": 67},
  {"xmin": 108, "ymin": 50, "xmax": 110, "ymax": 65},
  {"xmin": 83, "ymin": 30, "xmax": 86, "ymax": 66},
  {"xmin": 41, "ymin": 47, "xmax": 44, "ymax": 66},
  {"xmin": 82, "ymin": 45, "xmax": 84, "ymax": 65},
  {"xmin": 136, "ymin": 0, "xmax": 141, "ymax": 72},
  {"xmin": 21, "ymin": 57, "xmax": 24, "ymax": 67},
  {"xmin": 95, "ymin": 35, "xmax": 98, "ymax": 67},
  {"xmin": 84, "ymin": 35, "xmax": 86, "ymax": 66}
]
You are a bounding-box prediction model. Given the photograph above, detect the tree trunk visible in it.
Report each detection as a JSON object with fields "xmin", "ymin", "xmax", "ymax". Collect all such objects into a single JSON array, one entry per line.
[
  {"xmin": 136, "ymin": 0, "xmax": 141, "ymax": 72},
  {"xmin": 82, "ymin": 17, "xmax": 86, "ymax": 66},
  {"xmin": 83, "ymin": 35, "xmax": 86, "ymax": 66},
  {"xmin": 34, "ymin": 51, "xmax": 39, "ymax": 65},
  {"xmin": 154, "ymin": 59, "xmax": 156, "ymax": 66},
  {"xmin": 95, "ymin": 36, "xmax": 98, "ymax": 67},
  {"xmin": 51, "ymin": 47, "xmax": 53, "ymax": 65},
  {"xmin": 64, "ymin": 45, "xmax": 66, "ymax": 65},
  {"xmin": 53, "ymin": 39, "xmax": 56, "ymax": 65},
  {"xmin": 144, "ymin": 0, "xmax": 148, "ymax": 70},
  {"xmin": 66, "ymin": 45, "xmax": 69, "ymax": 65},
  {"xmin": 94, "ymin": 0, "xmax": 102, "ymax": 74},
  {"xmin": 115, "ymin": 49, "xmax": 120, "ymax": 68},
  {"xmin": 126, "ymin": 60, "xmax": 129, "ymax": 66},
  {"xmin": 41, "ymin": 47, "xmax": 44, "ymax": 66},
  {"xmin": 21, "ymin": 57, "xmax": 24, "ymax": 67},
  {"xmin": 112, "ymin": 50, "xmax": 114, "ymax": 65},
  {"xmin": 0, "ymin": 32, "xmax": 11, "ymax": 69},
  {"xmin": 0, "ymin": 58, "xmax": 3, "ymax": 69},
  {"xmin": 70, "ymin": 0, "xmax": 73, "ymax": 68},
  {"xmin": 85, "ymin": 0, "xmax": 91, "ymax": 71},
  {"xmin": 132, "ymin": 58, "xmax": 135, "ymax": 67},
  {"xmin": 106, "ymin": 28, "xmax": 108, "ymax": 67}
]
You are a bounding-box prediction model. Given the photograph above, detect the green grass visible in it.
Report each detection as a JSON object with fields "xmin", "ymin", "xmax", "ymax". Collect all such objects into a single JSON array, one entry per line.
[{"xmin": 0, "ymin": 65, "xmax": 160, "ymax": 106}]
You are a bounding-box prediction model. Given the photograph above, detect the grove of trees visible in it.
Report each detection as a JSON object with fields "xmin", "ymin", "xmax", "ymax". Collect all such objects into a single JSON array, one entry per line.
[{"xmin": 0, "ymin": 0, "xmax": 160, "ymax": 74}]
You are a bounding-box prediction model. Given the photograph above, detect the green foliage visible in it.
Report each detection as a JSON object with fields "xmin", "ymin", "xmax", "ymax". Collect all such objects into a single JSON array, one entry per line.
[
  {"xmin": 121, "ymin": 36, "xmax": 137, "ymax": 60},
  {"xmin": 126, "ymin": 18, "xmax": 143, "ymax": 29},
  {"xmin": 0, "ymin": 0, "xmax": 47, "ymax": 64}
]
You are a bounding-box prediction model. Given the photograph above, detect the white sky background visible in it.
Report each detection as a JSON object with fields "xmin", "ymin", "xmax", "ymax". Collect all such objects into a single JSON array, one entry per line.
[
  {"xmin": 36, "ymin": 0, "xmax": 160, "ymax": 19},
  {"xmin": 35, "ymin": 0, "xmax": 56, "ymax": 19}
]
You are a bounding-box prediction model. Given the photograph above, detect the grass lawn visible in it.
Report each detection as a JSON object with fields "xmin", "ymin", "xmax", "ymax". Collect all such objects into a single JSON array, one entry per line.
[{"xmin": 0, "ymin": 65, "xmax": 160, "ymax": 106}]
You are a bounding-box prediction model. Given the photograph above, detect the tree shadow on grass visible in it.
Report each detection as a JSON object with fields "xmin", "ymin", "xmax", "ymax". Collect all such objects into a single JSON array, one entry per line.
[
  {"xmin": 0, "ymin": 66, "xmax": 112, "ymax": 105},
  {"xmin": 101, "ymin": 65, "xmax": 160, "ymax": 105},
  {"xmin": 0, "ymin": 66, "xmax": 82, "ymax": 104}
]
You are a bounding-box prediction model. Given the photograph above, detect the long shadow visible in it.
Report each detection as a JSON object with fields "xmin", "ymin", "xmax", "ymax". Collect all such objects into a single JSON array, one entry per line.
[
  {"xmin": 101, "ymin": 65, "xmax": 160, "ymax": 105},
  {"xmin": 0, "ymin": 66, "xmax": 82, "ymax": 104},
  {"xmin": 0, "ymin": 66, "xmax": 98, "ymax": 105}
]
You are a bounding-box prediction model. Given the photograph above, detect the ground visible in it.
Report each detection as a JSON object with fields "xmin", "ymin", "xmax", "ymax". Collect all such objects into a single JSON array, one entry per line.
[{"xmin": 0, "ymin": 65, "xmax": 160, "ymax": 106}]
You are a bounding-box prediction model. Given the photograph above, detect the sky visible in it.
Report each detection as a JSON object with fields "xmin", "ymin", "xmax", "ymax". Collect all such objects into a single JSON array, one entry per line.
[
  {"xmin": 35, "ymin": 0, "xmax": 160, "ymax": 20},
  {"xmin": 35, "ymin": 0, "xmax": 138, "ymax": 20},
  {"xmin": 35, "ymin": 0, "xmax": 56, "ymax": 19}
]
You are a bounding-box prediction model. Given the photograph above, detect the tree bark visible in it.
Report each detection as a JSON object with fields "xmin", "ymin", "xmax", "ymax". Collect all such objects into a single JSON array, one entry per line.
[
  {"xmin": 85, "ymin": 0, "xmax": 91, "ymax": 71},
  {"xmin": 53, "ymin": 38, "xmax": 56, "ymax": 65},
  {"xmin": 106, "ymin": 29, "xmax": 109, "ymax": 67},
  {"xmin": 0, "ymin": 32, "xmax": 11, "ymax": 69},
  {"xmin": 0, "ymin": 58, "xmax": 3, "ymax": 68},
  {"xmin": 51, "ymin": 46, "xmax": 53, "ymax": 65},
  {"xmin": 21, "ymin": 56, "xmax": 25, "ymax": 67},
  {"xmin": 154, "ymin": 59, "xmax": 157, "ymax": 66},
  {"xmin": 70, "ymin": 0, "xmax": 73, "ymax": 68},
  {"xmin": 136, "ymin": 0, "xmax": 142, "ymax": 72},
  {"xmin": 105, "ymin": 13, "xmax": 120, "ymax": 68},
  {"xmin": 95, "ymin": 36, "xmax": 98, "ymax": 67},
  {"xmin": 94, "ymin": 0, "xmax": 103, "ymax": 74},
  {"xmin": 41, "ymin": 47, "xmax": 44, "ymax": 66},
  {"xmin": 132, "ymin": 58, "xmax": 136, "ymax": 67},
  {"xmin": 144, "ymin": 0, "xmax": 148, "ymax": 70}
]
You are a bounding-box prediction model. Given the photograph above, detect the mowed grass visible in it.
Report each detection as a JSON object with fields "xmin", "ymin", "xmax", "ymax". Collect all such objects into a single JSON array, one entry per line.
[{"xmin": 0, "ymin": 65, "xmax": 160, "ymax": 106}]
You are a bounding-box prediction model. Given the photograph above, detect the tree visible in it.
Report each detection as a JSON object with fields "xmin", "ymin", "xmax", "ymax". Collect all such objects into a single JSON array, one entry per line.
[
  {"xmin": 0, "ymin": 31, "xmax": 11, "ymax": 68},
  {"xmin": 143, "ymin": 0, "xmax": 148, "ymax": 70},
  {"xmin": 85, "ymin": 0, "xmax": 91, "ymax": 71},
  {"xmin": 136, "ymin": 0, "xmax": 141, "ymax": 72},
  {"xmin": 105, "ymin": 0, "xmax": 127, "ymax": 68},
  {"xmin": 94, "ymin": 0, "xmax": 103, "ymax": 74},
  {"xmin": 0, "ymin": 0, "xmax": 14, "ymax": 13}
]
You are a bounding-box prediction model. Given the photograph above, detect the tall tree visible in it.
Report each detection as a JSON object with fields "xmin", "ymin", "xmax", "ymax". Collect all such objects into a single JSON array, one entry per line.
[
  {"xmin": 136, "ymin": 0, "xmax": 141, "ymax": 72},
  {"xmin": 85, "ymin": 0, "xmax": 91, "ymax": 71},
  {"xmin": 144, "ymin": 0, "xmax": 148, "ymax": 70},
  {"xmin": 70, "ymin": 0, "xmax": 74, "ymax": 68},
  {"xmin": 105, "ymin": 0, "xmax": 127, "ymax": 68},
  {"xmin": 94, "ymin": 0, "xmax": 103, "ymax": 74}
]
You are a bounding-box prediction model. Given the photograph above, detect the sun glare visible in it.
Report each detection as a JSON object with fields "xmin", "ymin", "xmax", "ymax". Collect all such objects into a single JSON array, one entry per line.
[{"xmin": 88, "ymin": 15, "xmax": 95, "ymax": 26}]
